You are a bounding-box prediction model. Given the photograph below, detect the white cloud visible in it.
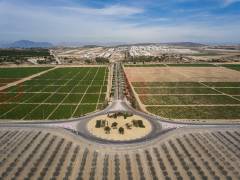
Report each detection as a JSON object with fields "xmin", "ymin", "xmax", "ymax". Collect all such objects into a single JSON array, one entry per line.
[
  {"xmin": 61, "ymin": 5, "xmax": 144, "ymax": 16},
  {"xmin": 0, "ymin": 1, "xmax": 239, "ymax": 43},
  {"xmin": 223, "ymin": 0, "xmax": 240, "ymax": 6}
]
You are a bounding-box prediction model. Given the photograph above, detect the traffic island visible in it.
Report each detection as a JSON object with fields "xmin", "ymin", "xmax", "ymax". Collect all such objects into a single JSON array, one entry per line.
[{"xmin": 87, "ymin": 113, "xmax": 152, "ymax": 141}]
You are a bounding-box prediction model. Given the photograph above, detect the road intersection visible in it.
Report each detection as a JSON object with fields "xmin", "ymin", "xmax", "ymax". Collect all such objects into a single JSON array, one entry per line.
[{"xmin": 1, "ymin": 63, "xmax": 240, "ymax": 145}]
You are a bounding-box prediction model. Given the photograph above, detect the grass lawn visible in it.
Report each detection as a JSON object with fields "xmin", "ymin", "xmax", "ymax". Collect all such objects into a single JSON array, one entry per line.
[{"xmin": 146, "ymin": 106, "xmax": 240, "ymax": 119}]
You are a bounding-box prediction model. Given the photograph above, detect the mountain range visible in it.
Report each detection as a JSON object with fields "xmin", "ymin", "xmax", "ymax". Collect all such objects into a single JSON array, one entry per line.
[{"xmin": 0, "ymin": 40, "xmax": 53, "ymax": 48}]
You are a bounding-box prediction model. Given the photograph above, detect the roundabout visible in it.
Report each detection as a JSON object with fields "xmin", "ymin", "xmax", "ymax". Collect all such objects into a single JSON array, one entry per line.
[{"xmin": 87, "ymin": 113, "xmax": 152, "ymax": 141}]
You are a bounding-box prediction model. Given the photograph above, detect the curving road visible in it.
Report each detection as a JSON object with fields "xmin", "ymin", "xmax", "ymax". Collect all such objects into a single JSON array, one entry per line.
[{"xmin": 1, "ymin": 62, "xmax": 240, "ymax": 145}]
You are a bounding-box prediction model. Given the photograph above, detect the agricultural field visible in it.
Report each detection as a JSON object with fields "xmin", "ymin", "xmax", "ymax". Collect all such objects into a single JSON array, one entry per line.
[
  {"xmin": 220, "ymin": 64, "xmax": 240, "ymax": 71},
  {"xmin": 0, "ymin": 66, "xmax": 108, "ymax": 120},
  {"xmin": 125, "ymin": 66, "xmax": 240, "ymax": 120},
  {"xmin": 0, "ymin": 49, "xmax": 54, "ymax": 64},
  {"xmin": 0, "ymin": 127, "xmax": 239, "ymax": 180},
  {"xmin": 124, "ymin": 63, "xmax": 217, "ymax": 67},
  {"xmin": 0, "ymin": 67, "xmax": 52, "ymax": 87},
  {"xmin": 124, "ymin": 64, "xmax": 167, "ymax": 67}
]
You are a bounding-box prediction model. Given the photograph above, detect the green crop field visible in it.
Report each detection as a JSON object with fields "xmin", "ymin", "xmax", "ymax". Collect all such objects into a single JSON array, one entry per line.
[
  {"xmin": 0, "ymin": 66, "xmax": 109, "ymax": 120},
  {"xmin": 140, "ymin": 95, "xmax": 240, "ymax": 105},
  {"xmin": 146, "ymin": 106, "xmax": 240, "ymax": 119},
  {"xmin": 133, "ymin": 81, "xmax": 240, "ymax": 120},
  {"xmin": 0, "ymin": 67, "xmax": 52, "ymax": 86},
  {"xmin": 124, "ymin": 63, "xmax": 217, "ymax": 67},
  {"xmin": 221, "ymin": 64, "xmax": 240, "ymax": 71},
  {"xmin": 132, "ymin": 82, "xmax": 205, "ymax": 87},
  {"xmin": 124, "ymin": 64, "xmax": 166, "ymax": 67},
  {"xmin": 135, "ymin": 87, "xmax": 220, "ymax": 94}
]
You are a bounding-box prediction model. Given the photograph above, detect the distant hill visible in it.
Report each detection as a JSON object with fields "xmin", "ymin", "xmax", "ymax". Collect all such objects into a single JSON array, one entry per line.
[
  {"xmin": 116, "ymin": 42, "xmax": 206, "ymax": 47},
  {"xmin": 1, "ymin": 40, "xmax": 53, "ymax": 48},
  {"xmin": 162, "ymin": 42, "xmax": 206, "ymax": 47}
]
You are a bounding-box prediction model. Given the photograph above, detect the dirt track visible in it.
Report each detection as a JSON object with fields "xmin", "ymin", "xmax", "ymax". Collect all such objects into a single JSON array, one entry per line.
[{"xmin": 0, "ymin": 67, "xmax": 58, "ymax": 91}]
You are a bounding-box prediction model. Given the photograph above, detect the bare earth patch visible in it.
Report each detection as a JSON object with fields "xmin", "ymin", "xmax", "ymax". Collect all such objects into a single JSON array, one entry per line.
[
  {"xmin": 87, "ymin": 114, "xmax": 152, "ymax": 141},
  {"xmin": 125, "ymin": 67, "xmax": 240, "ymax": 82}
]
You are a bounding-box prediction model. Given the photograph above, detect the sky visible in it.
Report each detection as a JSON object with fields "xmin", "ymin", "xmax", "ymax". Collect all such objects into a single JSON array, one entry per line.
[{"xmin": 0, "ymin": 0, "xmax": 240, "ymax": 44}]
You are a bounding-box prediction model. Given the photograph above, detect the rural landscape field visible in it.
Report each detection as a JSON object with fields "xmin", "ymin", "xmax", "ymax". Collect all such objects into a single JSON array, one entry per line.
[
  {"xmin": 1, "ymin": 0, "xmax": 240, "ymax": 179},
  {"xmin": 0, "ymin": 66, "xmax": 108, "ymax": 120},
  {"xmin": 0, "ymin": 127, "xmax": 239, "ymax": 179},
  {"xmin": 124, "ymin": 64, "xmax": 240, "ymax": 122}
]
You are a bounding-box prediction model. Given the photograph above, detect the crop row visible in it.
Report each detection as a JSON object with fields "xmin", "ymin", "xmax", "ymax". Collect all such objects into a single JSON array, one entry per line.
[
  {"xmin": 133, "ymin": 82, "xmax": 240, "ymax": 87},
  {"xmin": 0, "ymin": 128, "xmax": 239, "ymax": 179},
  {"xmin": 147, "ymin": 106, "xmax": 240, "ymax": 119},
  {"xmin": 140, "ymin": 95, "xmax": 240, "ymax": 105},
  {"xmin": 0, "ymin": 67, "xmax": 108, "ymax": 120}
]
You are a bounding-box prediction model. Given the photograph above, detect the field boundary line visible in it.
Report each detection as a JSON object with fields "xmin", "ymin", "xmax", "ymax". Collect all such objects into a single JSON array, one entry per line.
[
  {"xmin": 0, "ymin": 85, "xmax": 52, "ymax": 119},
  {"xmin": 0, "ymin": 102, "xmax": 102, "ymax": 105},
  {"xmin": 137, "ymin": 94, "xmax": 222, "ymax": 96},
  {"xmin": 19, "ymin": 69, "xmax": 82, "ymax": 120},
  {"xmin": 0, "ymin": 67, "xmax": 61, "ymax": 119},
  {"xmin": 106, "ymin": 64, "xmax": 112, "ymax": 101},
  {"xmin": 122, "ymin": 65, "xmax": 147, "ymax": 112},
  {"xmin": 0, "ymin": 92, "xmax": 103, "ymax": 95},
  {"xmin": 133, "ymin": 86, "xmax": 240, "ymax": 88},
  {"xmin": 96, "ymin": 67, "xmax": 107, "ymax": 110},
  {"xmin": 134, "ymin": 86, "xmax": 208, "ymax": 88},
  {"xmin": 46, "ymin": 68, "xmax": 92, "ymax": 120},
  {"xmin": 199, "ymin": 82, "xmax": 240, "ymax": 103},
  {"xmin": 0, "ymin": 66, "xmax": 58, "ymax": 92},
  {"xmin": 71, "ymin": 67, "xmax": 100, "ymax": 117},
  {"xmin": 145, "ymin": 104, "xmax": 240, "ymax": 107}
]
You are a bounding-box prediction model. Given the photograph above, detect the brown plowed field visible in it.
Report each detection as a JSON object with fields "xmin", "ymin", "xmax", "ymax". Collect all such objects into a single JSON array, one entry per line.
[
  {"xmin": 125, "ymin": 67, "xmax": 240, "ymax": 82},
  {"xmin": 124, "ymin": 66, "xmax": 240, "ymax": 120}
]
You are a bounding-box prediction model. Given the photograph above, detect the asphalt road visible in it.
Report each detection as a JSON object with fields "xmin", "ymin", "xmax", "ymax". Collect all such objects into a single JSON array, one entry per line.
[{"xmin": 1, "ymin": 62, "xmax": 240, "ymax": 145}]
